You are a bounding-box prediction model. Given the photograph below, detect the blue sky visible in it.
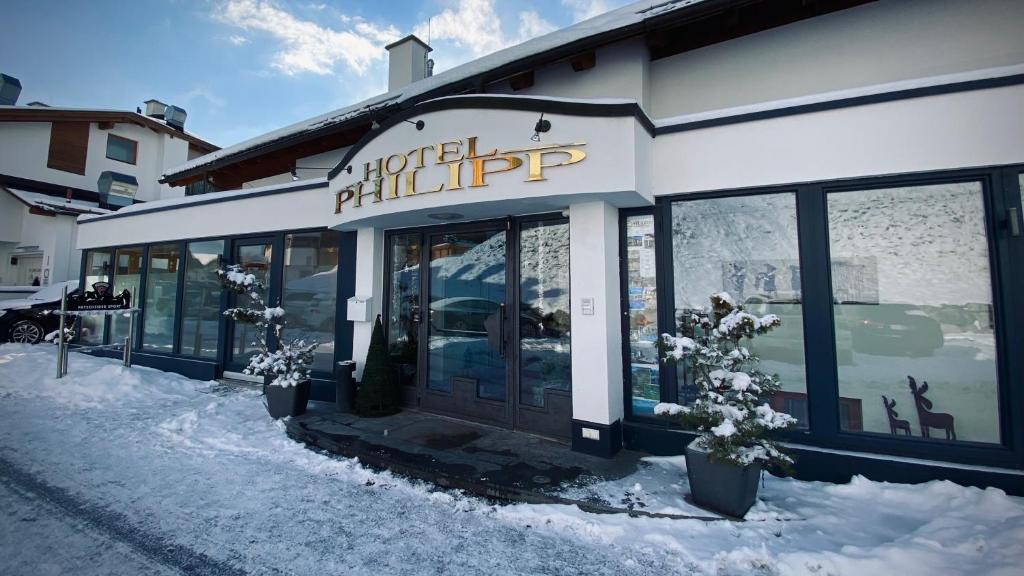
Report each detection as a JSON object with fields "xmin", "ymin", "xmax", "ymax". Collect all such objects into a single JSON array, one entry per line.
[{"xmin": 0, "ymin": 0, "xmax": 630, "ymax": 148}]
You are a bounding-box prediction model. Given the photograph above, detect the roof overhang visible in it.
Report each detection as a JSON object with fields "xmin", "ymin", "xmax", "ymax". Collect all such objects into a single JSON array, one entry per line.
[{"xmin": 0, "ymin": 107, "xmax": 218, "ymax": 152}]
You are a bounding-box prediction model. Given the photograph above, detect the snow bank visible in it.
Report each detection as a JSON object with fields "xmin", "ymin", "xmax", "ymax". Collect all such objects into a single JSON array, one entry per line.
[{"xmin": 1, "ymin": 344, "xmax": 1022, "ymax": 575}]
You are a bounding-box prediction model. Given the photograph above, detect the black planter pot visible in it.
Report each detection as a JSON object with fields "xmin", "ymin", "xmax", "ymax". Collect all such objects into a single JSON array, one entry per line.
[
  {"xmin": 685, "ymin": 440, "xmax": 762, "ymax": 518},
  {"xmin": 262, "ymin": 377, "xmax": 312, "ymax": 419}
]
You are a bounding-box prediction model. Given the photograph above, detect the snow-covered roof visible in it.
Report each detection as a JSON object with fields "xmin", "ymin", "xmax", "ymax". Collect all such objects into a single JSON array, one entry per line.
[
  {"xmin": 3, "ymin": 186, "xmax": 111, "ymax": 216},
  {"xmin": 77, "ymin": 177, "xmax": 328, "ymax": 223},
  {"xmin": 163, "ymin": 0, "xmax": 707, "ymax": 181}
]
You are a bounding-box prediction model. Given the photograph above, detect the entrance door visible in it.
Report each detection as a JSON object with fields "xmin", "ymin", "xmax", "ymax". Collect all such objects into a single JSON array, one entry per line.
[
  {"xmin": 388, "ymin": 215, "xmax": 572, "ymax": 439},
  {"xmin": 514, "ymin": 218, "xmax": 572, "ymax": 439},
  {"xmin": 225, "ymin": 238, "xmax": 274, "ymax": 372},
  {"xmin": 421, "ymin": 227, "xmax": 511, "ymax": 426}
]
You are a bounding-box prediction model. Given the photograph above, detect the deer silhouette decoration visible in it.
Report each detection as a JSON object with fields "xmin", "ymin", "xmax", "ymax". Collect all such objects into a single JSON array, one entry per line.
[
  {"xmin": 881, "ymin": 395, "xmax": 912, "ymax": 436},
  {"xmin": 907, "ymin": 376, "xmax": 956, "ymax": 440}
]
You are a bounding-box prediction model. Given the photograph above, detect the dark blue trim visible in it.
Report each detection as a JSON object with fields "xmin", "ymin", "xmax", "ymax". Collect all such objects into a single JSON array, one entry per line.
[
  {"xmin": 571, "ymin": 419, "xmax": 622, "ymax": 458},
  {"xmin": 623, "ymin": 421, "xmax": 1024, "ymax": 496},
  {"xmin": 83, "ymin": 348, "xmax": 218, "ymax": 381},
  {"xmin": 327, "ymin": 95, "xmax": 656, "ymax": 179},
  {"xmin": 655, "ymin": 72, "xmax": 1024, "ymax": 135},
  {"xmin": 79, "ymin": 180, "xmax": 328, "ymax": 224}
]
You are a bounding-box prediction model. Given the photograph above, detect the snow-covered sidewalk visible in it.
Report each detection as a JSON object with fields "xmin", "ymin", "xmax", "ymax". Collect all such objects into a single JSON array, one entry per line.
[{"xmin": 0, "ymin": 344, "xmax": 1022, "ymax": 576}]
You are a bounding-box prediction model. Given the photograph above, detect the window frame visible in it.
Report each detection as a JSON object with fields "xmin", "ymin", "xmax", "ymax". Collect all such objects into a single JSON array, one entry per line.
[
  {"xmin": 630, "ymin": 164, "xmax": 1024, "ymax": 469},
  {"xmin": 105, "ymin": 133, "xmax": 138, "ymax": 165}
]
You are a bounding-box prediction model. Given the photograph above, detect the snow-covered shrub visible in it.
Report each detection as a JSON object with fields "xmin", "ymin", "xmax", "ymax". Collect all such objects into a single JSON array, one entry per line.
[
  {"xmin": 655, "ymin": 292, "xmax": 796, "ymax": 467},
  {"xmin": 44, "ymin": 326, "xmax": 76, "ymax": 344},
  {"xmin": 217, "ymin": 265, "xmax": 318, "ymax": 388}
]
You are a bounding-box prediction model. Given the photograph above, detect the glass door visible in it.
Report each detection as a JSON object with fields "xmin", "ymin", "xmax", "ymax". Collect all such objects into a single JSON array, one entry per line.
[
  {"xmin": 225, "ymin": 238, "xmax": 274, "ymax": 372},
  {"xmin": 514, "ymin": 218, "xmax": 572, "ymax": 439},
  {"xmin": 421, "ymin": 227, "xmax": 512, "ymax": 426}
]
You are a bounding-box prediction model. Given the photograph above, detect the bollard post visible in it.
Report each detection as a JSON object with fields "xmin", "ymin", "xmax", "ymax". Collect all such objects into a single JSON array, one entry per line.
[{"xmin": 56, "ymin": 285, "xmax": 68, "ymax": 379}]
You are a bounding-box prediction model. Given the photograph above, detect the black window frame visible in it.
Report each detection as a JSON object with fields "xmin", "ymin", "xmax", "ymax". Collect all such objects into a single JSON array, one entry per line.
[{"xmin": 624, "ymin": 164, "xmax": 1024, "ymax": 469}]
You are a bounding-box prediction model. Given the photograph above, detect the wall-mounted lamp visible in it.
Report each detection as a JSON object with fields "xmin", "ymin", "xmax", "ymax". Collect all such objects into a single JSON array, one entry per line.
[
  {"xmin": 404, "ymin": 119, "xmax": 425, "ymax": 130},
  {"xmin": 370, "ymin": 119, "xmax": 381, "ymax": 130},
  {"xmin": 530, "ymin": 113, "xmax": 551, "ymax": 142}
]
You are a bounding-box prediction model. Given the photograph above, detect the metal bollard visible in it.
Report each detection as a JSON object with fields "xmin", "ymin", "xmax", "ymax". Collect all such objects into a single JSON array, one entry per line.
[{"xmin": 56, "ymin": 285, "xmax": 68, "ymax": 379}]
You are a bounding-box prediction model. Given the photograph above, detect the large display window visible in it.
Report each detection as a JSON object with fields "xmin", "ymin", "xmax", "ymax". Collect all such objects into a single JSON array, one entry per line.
[
  {"xmin": 141, "ymin": 244, "xmax": 180, "ymax": 352},
  {"xmin": 827, "ymin": 182, "xmax": 1000, "ymax": 444},
  {"xmin": 179, "ymin": 240, "xmax": 223, "ymax": 358},
  {"xmin": 628, "ymin": 165, "xmax": 1022, "ymax": 467},
  {"xmin": 282, "ymin": 231, "xmax": 340, "ymax": 373},
  {"xmin": 79, "ymin": 250, "xmax": 112, "ymax": 344},
  {"xmin": 670, "ymin": 194, "xmax": 809, "ymax": 428}
]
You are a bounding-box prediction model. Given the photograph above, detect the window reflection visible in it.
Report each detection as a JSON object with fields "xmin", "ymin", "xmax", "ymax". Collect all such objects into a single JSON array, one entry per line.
[
  {"xmin": 142, "ymin": 244, "xmax": 179, "ymax": 352},
  {"xmin": 828, "ymin": 182, "xmax": 999, "ymax": 443},
  {"xmin": 671, "ymin": 194, "xmax": 809, "ymax": 427},
  {"xmin": 282, "ymin": 231, "xmax": 339, "ymax": 372},
  {"xmin": 387, "ymin": 234, "xmax": 420, "ymax": 388},
  {"xmin": 79, "ymin": 250, "xmax": 112, "ymax": 344},
  {"xmin": 179, "ymin": 240, "xmax": 222, "ymax": 358},
  {"xmin": 625, "ymin": 214, "xmax": 660, "ymax": 416},
  {"xmin": 519, "ymin": 220, "xmax": 571, "ymax": 408},
  {"xmin": 110, "ymin": 246, "xmax": 143, "ymax": 346}
]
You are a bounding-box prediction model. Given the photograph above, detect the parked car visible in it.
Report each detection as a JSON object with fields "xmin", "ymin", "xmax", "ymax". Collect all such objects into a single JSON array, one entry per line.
[{"xmin": 0, "ymin": 280, "xmax": 79, "ymax": 344}]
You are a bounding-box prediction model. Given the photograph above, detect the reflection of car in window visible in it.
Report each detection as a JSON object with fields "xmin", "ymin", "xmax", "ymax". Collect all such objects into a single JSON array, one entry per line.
[
  {"xmin": 743, "ymin": 295, "xmax": 854, "ymax": 365},
  {"xmin": 841, "ymin": 303, "xmax": 944, "ymax": 357},
  {"xmin": 429, "ymin": 297, "xmax": 499, "ymax": 334}
]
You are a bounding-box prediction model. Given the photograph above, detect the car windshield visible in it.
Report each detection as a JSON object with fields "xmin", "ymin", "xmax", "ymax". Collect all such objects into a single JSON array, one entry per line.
[{"xmin": 29, "ymin": 281, "xmax": 79, "ymax": 302}]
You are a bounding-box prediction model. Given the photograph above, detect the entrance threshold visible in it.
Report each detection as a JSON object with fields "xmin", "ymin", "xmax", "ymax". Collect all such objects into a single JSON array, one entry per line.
[{"xmin": 286, "ymin": 402, "xmax": 721, "ymax": 519}]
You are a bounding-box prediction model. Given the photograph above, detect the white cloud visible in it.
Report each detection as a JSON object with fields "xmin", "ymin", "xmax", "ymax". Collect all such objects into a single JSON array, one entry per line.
[
  {"xmin": 413, "ymin": 0, "xmax": 555, "ymax": 61},
  {"xmin": 561, "ymin": 0, "xmax": 613, "ymax": 23},
  {"xmin": 176, "ymin": 87, "xmax": 227, "ymax": 110},
  {"xmin": 227, "ymin": 34, "xmax": 249, "ymax": 45},
  {"xmin": 214, "ymin": 0, "xmax": 400, "ymax": 76}
]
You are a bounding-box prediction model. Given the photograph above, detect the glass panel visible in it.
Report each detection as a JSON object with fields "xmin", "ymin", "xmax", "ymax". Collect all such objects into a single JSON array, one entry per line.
[
  {"xmin": 141, "ymin": 243, "xmax": 180, "ymax": 352},
  {"xmin": 105, "ymin": 135, "xmax": 136, "ymax": 164},
  {"xmin": 624, "ymin": 214, "xmax": 660, "ymax": 417},
  {"xmin": 671, "ymin": 194, "xmax": 809, "ymax": 428},
  {"xmin": 387, "ymin": 234, "xmax": 421, "ymax": 388},
  {"xmin": 519, "ymin": 220, "xmax": 571, "ymax": 407},
  {"xmin": 79, "ymin": 250, "xmax": 112, "ymax": 344},
  {"xmin": 427, "ymin": 230, "xmax": 506, "ymax": 400},
  {"xmin": 230, "ymin": 243, "xmax": 272, "ymax": 366},
  {"xmin": 179, "ymin": 240, "xmax": 223, "ymax": 358},
  {"xmin": 110, "ymin": 246, "xmax": 143, "ymax": 346},
  {"xmin": 828, "ymin": 182, "xmax": 999, "ymax": 443},
  {"xmin": 282, "ymin": 231, "xmax": 339, "ymax": 373}
]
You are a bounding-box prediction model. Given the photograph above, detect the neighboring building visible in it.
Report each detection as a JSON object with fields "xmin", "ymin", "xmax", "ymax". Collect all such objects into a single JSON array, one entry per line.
[
  {"xmin": 75, "ymin": 0, "xmax": 1024, "ymax": 493},
  {"xmin": 0, "ymin": 90, "xmax": 217, "ymax": 289}
]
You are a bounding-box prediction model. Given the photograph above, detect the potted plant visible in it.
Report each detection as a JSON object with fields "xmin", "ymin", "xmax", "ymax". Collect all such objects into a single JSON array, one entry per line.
[
  {"xmin": 656, "ymin": 292, "xmax": 796, "ymax": 518},
  {"xmin": 217, "ymin": 265, "xmax": 318, "ymax": 419}
]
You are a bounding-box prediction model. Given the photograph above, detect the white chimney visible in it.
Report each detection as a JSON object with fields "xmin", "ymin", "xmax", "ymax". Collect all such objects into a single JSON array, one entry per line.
[{"xmin": 385, "ymin": 34, "xmax": 432, "ymax": 92}]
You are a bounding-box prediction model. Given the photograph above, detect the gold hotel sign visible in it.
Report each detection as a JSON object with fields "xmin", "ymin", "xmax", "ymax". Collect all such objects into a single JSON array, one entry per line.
[{"xmin": 335, "ymin": 137, "xmax": 586, "ymax": 213}]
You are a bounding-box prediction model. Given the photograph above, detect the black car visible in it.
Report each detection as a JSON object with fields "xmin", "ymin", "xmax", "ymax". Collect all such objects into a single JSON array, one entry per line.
[{"xmin": 0, "ymin": 281, "xmax": 79, "ymax": 344}]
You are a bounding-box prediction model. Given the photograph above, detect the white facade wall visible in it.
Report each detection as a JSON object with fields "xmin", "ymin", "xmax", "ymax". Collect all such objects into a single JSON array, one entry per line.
[
  {"xmin": 652, "ymin": 83, "xmax": 1024, "ymax": 196},
  {"xmin": 488, "ymin": 38, "xmax": 650, "ymax": 108},
  {"xmin": 0, "ymin": 120, "xmax": 192, "ymax": 202},
  {"xmin": 649, "ymin": 0, "xmax": 1024, "ymax": 119},
  {"xmin": 569, "ymin": 200, "xmax": 623, "ymax": 428},
  {"xmin": 0, "ymin": 199, "xmax": 79, "ymax": 286}
]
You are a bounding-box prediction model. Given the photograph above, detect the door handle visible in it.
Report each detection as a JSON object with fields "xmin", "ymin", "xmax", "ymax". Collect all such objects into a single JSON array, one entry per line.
[
  {"xmin": 1009, "ymin": 207, "xmax": 1021, "ymax": 237},
  {"xmin": 498, "ymin": 303, "xmax": 506, "ymax": 358}
]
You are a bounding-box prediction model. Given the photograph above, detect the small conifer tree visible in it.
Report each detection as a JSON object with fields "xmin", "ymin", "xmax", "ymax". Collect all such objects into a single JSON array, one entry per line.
[
  {"xmin": 354, "ymin": 315, "xmax": 399, "ymax": 416},
  {"xmin": 656, "ymin": 292, "xmax": 796, "ymax": 467}
]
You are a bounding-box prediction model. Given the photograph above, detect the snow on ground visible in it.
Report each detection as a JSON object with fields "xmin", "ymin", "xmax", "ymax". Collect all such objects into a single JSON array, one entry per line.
[{"xmin": 0, "ymin": 344, "xmax": 1022, "ymax": 576}]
